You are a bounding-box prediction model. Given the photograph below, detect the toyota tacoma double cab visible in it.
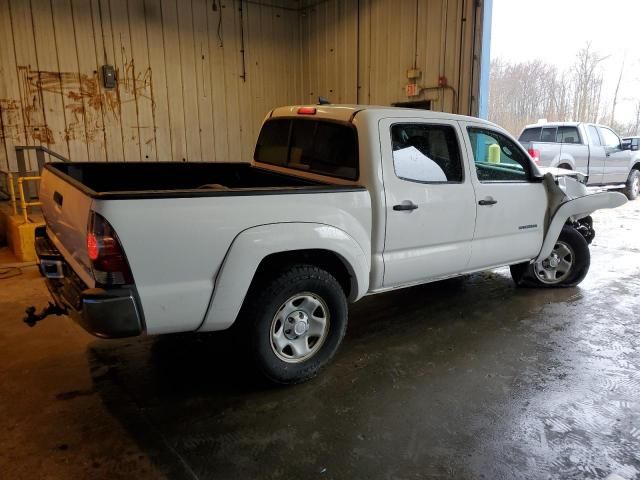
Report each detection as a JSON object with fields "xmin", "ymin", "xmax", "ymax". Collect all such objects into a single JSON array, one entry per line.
[{"xmin": 30, "ymin": 105, "xmax": 627, "ymax": 384}]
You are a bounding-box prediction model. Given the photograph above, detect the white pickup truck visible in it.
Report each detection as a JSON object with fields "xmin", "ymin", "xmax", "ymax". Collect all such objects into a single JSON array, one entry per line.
[{"xmin": 30, "ymin": 105, "xmax": 626, "ymax": 384}]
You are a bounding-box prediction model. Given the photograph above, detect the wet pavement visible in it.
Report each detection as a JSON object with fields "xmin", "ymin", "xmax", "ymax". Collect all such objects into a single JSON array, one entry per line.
[{"xmin": 1, "ymin": 200, "xmax": 639, "ymax": 480}]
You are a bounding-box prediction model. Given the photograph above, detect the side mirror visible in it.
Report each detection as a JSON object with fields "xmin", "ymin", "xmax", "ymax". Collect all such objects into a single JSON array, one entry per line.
[{"xmin": 531, "ymin": 171, "xmax": 544, "ymax": 182}]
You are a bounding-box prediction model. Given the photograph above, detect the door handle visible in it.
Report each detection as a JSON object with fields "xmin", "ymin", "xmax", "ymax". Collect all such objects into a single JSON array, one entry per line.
[
  {"xmin": 393, "ymin": 202, "xmax": 418, "ymax": 211},
  {"xmin": 53, "ymin": 191, "xmax": 63, "ymax": 207},
  {"xmin": 478, "ymin": 199, "xmax": 497, "ymax": 206}
]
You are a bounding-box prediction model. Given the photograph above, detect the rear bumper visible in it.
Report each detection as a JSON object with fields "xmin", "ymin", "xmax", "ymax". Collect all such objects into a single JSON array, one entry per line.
[{"xmin": 36, "ymin": 228, "xmax": 144, "ymax": 338}]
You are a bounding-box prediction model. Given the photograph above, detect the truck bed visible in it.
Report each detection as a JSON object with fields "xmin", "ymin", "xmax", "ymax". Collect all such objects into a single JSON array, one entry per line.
[
  {"xmin": 38, "ymin": 160, "xmax": 371, "ymax": 336},
  {"xmin": 47, "ymin": 162, "xmax": 358, "ymax": 199}
]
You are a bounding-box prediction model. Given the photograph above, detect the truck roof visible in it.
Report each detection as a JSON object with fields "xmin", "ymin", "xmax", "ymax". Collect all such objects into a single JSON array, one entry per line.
[
  {"xmin": 521, "ymin": 121, "xmax": 620, "ymax": 131},
  {"xmin": 523, "ymin": 121, "xmax": 583, "ymax": 129},
  {"xmin": 270, "ymin": 104, "xmax": 497, "ymax": 126}
]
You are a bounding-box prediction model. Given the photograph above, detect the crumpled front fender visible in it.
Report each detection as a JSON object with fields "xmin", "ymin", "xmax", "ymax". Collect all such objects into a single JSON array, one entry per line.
[{"xmin": 536, "ymin": 191, "xmax": 627, "ymax": 261}]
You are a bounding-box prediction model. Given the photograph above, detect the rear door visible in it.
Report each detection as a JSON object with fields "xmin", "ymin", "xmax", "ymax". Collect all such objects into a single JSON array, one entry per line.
[
  {"xmin": 380, "ymin": 117, "xmax": 476, "ymax": 287},
  {"xmin": 460, "ymin": 122, "xmax": 547, "ymax": 269},
  {"xmin": 598, "ymin": 126, "xmax": 631, "ymax": 184},
  {"xmin": 536, "ymin": 126, "xmax": 560, "ymax": 167},
  {"xmin": 558, "ymin": 125, "xmax": 589, "ymax": 173},
  {"xmin": 39, "ymin": 167, "xmax": 94, "ymax": 285}
]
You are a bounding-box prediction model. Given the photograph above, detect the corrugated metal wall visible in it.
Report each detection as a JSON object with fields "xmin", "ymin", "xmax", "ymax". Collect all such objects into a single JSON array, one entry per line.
[
  {"xmin": 0, "ymin": 0, "xmax": 481, "ymax": 171},
  {"xmin": 301, "ymin": 0, "xmax": 481, "ymax": 113},
  {"xmin": 0, "ymin": 0, "xmax": 302, "ymax": 171}
]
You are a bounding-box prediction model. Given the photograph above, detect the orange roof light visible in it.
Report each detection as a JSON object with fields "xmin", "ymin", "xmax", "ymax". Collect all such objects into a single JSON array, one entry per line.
[{"xmin": 297, "ymin": 107, "xmax": 316, "ymax": 115}]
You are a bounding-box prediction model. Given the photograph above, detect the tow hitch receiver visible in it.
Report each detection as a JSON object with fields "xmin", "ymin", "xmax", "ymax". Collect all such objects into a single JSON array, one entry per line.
[{"xmin": 24, "ymin": 302, "xmax": 67, "ymax": 327}]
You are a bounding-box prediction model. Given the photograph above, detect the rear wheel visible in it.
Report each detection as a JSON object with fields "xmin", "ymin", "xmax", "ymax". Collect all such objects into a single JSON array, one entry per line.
[
  {"xmin": 238, "ymin": 264, "xmax": 348, "ymax": 384},
  {"xmin": 623, "ymin": 169, "xmax": 640, "ymax": 200},
  {"xmin": 510, "ymin": 225, "xmax": 590, "ymax": 288},
  {"xmin": 558, "ymin": 163, "xmax": 571, "ymax": 170}
]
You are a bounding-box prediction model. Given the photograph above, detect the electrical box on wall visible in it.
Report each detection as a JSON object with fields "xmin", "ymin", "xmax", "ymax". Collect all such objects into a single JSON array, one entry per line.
[
  {"xmin": 101, "ymin": 65, "xmax": 116, "ymax": 89},
  {"xmin": 406, "ymin": 68, "xmax": 421, "ymax": 80}
]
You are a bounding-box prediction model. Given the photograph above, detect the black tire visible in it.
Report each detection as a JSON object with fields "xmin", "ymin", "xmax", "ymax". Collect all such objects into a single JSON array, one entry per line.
[
  {"xmin": 623, "ymin": 169, "xmax": 640, "ymax": 200},
  {"xmin": 238, "ymin": 264, "xmax": 348, "ymax": 385},
  {"xmin": 557, "ymin": 163, "xmax": 571, "ymax": 170},
  {"xmin": 510, "ymin": 225, "xmax": 590, "ymax": 288}
]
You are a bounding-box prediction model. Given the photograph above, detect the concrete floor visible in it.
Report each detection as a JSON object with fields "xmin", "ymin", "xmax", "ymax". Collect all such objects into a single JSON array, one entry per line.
[{"xmin": 1, "ymin": 201, "xmax": 639, "ymax": 480}]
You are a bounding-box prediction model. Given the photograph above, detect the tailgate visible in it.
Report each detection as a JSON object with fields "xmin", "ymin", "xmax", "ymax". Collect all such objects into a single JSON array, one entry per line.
[
  {"xmin": 531, "ymin": 142, "xmax": 560, "ymax": 167},
  {"xmin": 39, "ymin": 167, "xmax": 95, "ymax": 287}
]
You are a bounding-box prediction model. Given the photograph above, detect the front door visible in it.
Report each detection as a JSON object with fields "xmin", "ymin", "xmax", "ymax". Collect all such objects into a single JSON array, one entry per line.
[
  {"xmin": 598, "ymin": 126, "xmax": 631, "ymax": 184},
  {"xmin": 460, "ymin": 122, "xmax": 548, "ymax": 270},
  {"xmin": 380, "ymin": 118, "xmax": 476, "ymax": 287}
]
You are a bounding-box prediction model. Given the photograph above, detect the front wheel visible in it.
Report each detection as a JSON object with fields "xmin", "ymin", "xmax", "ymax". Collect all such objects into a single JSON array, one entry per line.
[
  {"xmin": 510, "ymin": 225, "xmax": 590, "ymax": 288},
  {"xmin": 238, "ymin": 264, "xmax": 348, "ymax": 384},
  {"xmin": 623, "ymin": 169, "xmax": 640, "ymax": 200}
]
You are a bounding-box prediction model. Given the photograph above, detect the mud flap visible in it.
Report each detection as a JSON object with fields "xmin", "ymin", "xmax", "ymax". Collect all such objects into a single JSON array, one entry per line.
[{"xmin": 536, "ymin": 191, "xmax": 627, "ymax": 262}]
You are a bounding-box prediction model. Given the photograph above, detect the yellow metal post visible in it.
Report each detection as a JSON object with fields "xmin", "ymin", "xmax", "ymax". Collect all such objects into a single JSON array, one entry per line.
[
  {"xmin": 6, "ymin": 172, "xmax": 18, "ymax": 216},
  {"xmin": 16, "ymin": 176, "xmax": 42, "ymax": 223}
]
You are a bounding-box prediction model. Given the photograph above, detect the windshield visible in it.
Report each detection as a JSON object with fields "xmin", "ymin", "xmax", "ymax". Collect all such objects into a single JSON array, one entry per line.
[{"xmin": 255, "ymin": 119, "xmax": 359, "ymax": 180}]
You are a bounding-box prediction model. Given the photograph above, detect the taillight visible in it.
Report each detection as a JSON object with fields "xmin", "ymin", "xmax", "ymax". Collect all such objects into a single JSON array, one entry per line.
[
  {"xmin": 87, "ymin": 212, "xmax": 134, "ymax": 286},
  {"xmin": 297, "ymin": 106, "xmax": 316, "ymax": 115},
  {"xmin": 528, "ymin": 148, "xmax": 540, "ymax": 164},
  {"xmin": 87, "ymin": 233, "xmax": 99, "ymax": 261}
]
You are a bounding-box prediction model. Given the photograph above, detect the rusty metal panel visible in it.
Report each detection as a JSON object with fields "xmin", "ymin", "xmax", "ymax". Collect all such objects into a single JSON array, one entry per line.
[
  {"xmin": 72, "ymin": 0, "xmax": 108, "ymax": 162},
  {"xmin": 0, "ymin": 0, "xmax": 21, "ymax": 172},
  {"xmin": 0, "ymin": 0, "xmax": 304, "ymax": 166},
  {"xmin": 128, "ymin": 0, "xmax": 159, "ymax": 161}
]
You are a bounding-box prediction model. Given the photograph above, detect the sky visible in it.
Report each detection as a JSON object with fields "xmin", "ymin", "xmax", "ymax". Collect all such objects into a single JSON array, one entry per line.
[{"xmin": 490, "ymin": 0, "xmax": 640, "ymax": 124}]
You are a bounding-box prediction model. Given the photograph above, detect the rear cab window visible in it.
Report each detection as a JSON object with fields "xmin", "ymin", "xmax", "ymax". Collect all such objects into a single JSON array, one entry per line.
[
  {"xmin": 255, "ymin": 118, "xmax": 359, "ymax": 180},
  {"xmin": 519, "ymin": 127, "xmax": 541, "ymax": 142}
]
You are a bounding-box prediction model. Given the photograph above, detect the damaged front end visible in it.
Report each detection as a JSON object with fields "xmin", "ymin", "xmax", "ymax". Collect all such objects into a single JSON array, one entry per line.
[{"xmin": 537, "ymin": 172, "xmax": 627, "ymax": 262}]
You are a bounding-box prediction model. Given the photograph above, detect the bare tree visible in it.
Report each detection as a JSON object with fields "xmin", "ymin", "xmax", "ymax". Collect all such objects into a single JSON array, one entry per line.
[
  {"xmin": 488, "ymin": 58, "xmax": 565, "ymax": 134},
  {"xmin": 487, "ymin": 43, "xmax": 630, "ymax": 136},
  {"xmin": 610, "ymin": 58, "xmax": 625, "ymax": 125},
  {"xmin": 571, "ymin": 43, "xmax": 608, "ymax": 123}
]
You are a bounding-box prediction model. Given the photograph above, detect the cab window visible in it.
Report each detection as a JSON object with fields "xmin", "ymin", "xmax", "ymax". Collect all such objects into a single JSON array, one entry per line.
[
  {"xmin": 391, "ymin": 124, "xmax": 463, "ymax": 183},
  {"xmin": 587, "ymin": 125, "xmax": 602, "ymax": 146},
  {"xmin": 557, "ymin": 126, "xmax": 581, "ymax": 144},
  {"xmin": 598, "ymin": 127, "xmax": 621, "ymax": 149},
  {"xmin": 467, "ymin": 127, "xmax": 532, "ymax": 182},
  {"xmin": 541, "ymin": 127, "xmax": 557, "ymax": 142}
]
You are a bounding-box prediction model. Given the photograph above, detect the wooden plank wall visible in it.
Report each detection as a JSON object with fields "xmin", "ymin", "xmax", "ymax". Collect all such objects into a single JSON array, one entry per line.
[{"xmin": 0, "ymin": 0, "xmax": 303, "ymax": 171}]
